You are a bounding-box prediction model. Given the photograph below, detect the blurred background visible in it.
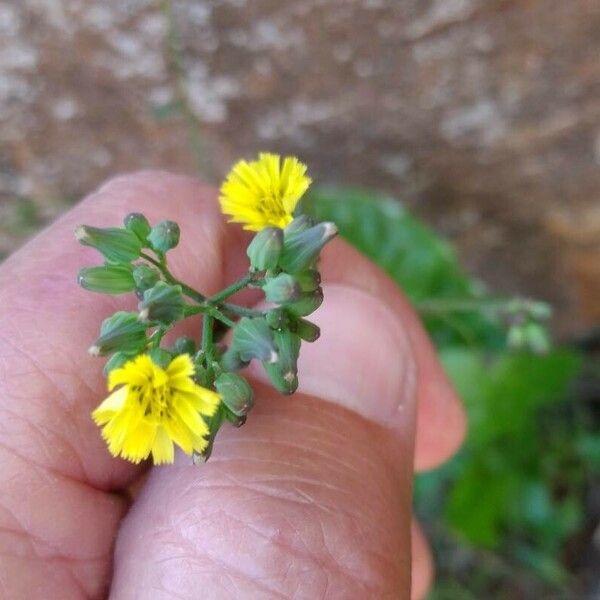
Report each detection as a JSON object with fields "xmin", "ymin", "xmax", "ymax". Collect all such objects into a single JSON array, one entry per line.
[{"xmin": 1, "ymin": 0, "xmax": 599, "ymax": 597}]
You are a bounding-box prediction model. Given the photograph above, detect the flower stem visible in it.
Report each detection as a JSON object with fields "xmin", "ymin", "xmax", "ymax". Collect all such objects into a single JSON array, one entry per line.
[
  {"xmin": 207, "ymin": 272, "xmax": 255, "ymax": 304},
  {"xmin": 221, "ymin": 303, "xmax": 264, "ymax": 318},
  {"xmin": 202, "ymin": 314, "xmax": 214, "ymax": 365}
]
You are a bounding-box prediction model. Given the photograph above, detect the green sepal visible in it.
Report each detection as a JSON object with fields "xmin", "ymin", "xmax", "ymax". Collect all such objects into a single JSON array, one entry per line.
[
  {"xmin": 78, "ymin": 264, "xmax": 135, "ymax": 294},
  {"xmin": 138, "ymin": 282, "xmax": 185, "ymax": 324},
  {"xmin": 285, "ymin": 288, "xmax": 324, "ymax": 317},
  {"xmin": 220, "ymin": 348, "xmax": 250, "ymax": 372},
  {"xmin": 280, "ymin": 222, "xmax": 337, "ymax": 273},
  {"xmin": 215, "ymin": 372, "xmax": 254, "ymax": 416},
  {"xmin": 229, "ymin": 317, "xmax": 278, "ymax": 363},
  {"xmin": 90, "ymin": 311, "xmax": 148, "ymax": 356},
  {"xmin": 193, "ymin": 405, "xmax": 225, "ymax": 463},
  {"xmin": 172, "ymin": 336, "xmax": 196, "ymax": 356},
  {"xmin": 262, "ymin": 330, "xmax": 301, "ymax": 395},
  {"xmin": 75, "ymin": 225, "xmax": 142, "ymax": 263},
  {"xmin": 223, "ymin": 408, "xmax": 247, "ymax": 428},
  {"xmin": 132, "ymin": 264, "xmax": 160, "ymax": 293},
  {"xmin": 265, "ymin": 307, "xmax": 289, "ymax": 329},
  {"xmin": 148, "ymin": 347, "xmax": 173, "ymax": 368},
  {"xmin": 124, "ymin": 213, "xmax": 152, "ymax": 244},
  {"xmin": 147, "ymin": 220, "xmax": 180, "ymax": 254},
  {"xmin": 263, "ymin": 273, "xmax": 301, "ymax": 304},
  {"xmin": 247, "ymin": 227, "xmax": 283, "ymax": 271}
]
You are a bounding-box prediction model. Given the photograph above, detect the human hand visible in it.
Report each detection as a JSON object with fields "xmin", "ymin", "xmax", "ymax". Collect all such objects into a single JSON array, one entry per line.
[{"xmin": 0, "ymin": 172, "xmax": 465, "ymax": 599}]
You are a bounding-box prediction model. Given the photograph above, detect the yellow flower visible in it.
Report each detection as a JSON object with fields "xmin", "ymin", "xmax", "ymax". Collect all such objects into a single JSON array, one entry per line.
[
  {"xmin": 92, "ymin": 354, "xmax": 220, "ymax": 465},
  {"xmin": 219, "ymin": 152, "xmax": 312, "ymax": 231}
]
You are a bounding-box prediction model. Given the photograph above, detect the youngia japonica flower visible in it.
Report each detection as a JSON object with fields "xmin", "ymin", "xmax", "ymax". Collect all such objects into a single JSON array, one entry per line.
[
  {"xmin": 93, "ymin": 354, "xmax": 220, "ymax": 464},
  {"xmin": 77, "ymin": 153, "xmax": 336, "ymax": 465},
  {"xmin": 219, "ymin": 153, "xmax": 312, "ymax": 230}
]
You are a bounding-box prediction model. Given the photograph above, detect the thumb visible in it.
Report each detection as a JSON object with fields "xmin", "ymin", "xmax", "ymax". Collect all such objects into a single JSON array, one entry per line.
[{"xmin": 109, "ymin": 257, "xmax": 456, "ymax": 598}]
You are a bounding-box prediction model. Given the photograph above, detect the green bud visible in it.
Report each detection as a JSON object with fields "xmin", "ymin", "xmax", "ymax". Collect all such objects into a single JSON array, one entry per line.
[
  {"xmin": 89, "ymin": 311, "xmax": 147, "ymax": 356},
  {"xmin": 265, "ymin": 307, "xmax": 289, "ymax": 329},
  {"xmin": 284, "ymin": 215, "xmax": 315, "ymax": 236},
  {"xmin": 132, "ymin": 264, "xmax": 160, "ymax": 292},
  {"xmin": 230, "ymin": 317, "xmax": 278, "ymax": 363},
  {"xmin": 215, "ymin": 372, "xmax": 254, "ymax": 416},
  {"xmin": 247, "ymin": 227, "xmax": 283, "ymax": 271},
  {"xmin": 294, "ymin": 269, "xmax": 321, "ymax": 292},
  {"xmin": 294, "ymin": 318, "xmax": 320, "ymax": 342},
  {"xmin": 280, "ymin": 222, "xmax": 338, "ymax": 273},
  {"xmin": 138, "ymin": 282, "xmax": 185, "ymax": 324},
  {"xmin": 78, "ymin": 264, "xmax": 135, "ymax": 294},
  {"xmin": 263, "ymin": 330, "xmax": 301, "ymax": 395},
  {"xmin": 147, "ymin": 220, "xmax": 180, "ymax": 254},
  {"xmin": 124, "ymin": 213, "xmax": 151, "ymax": 243},
  {"xmin": 263, "ymin": 273, "xmax": 301, "ymax": 304},
  {"xmin": 172, "ymin": 336, "xmax": 196, "ymax": 356},
  {"xmin": 75, "ymin": 225, "xmax": 142, "ymax": 263},
  {"xmin": 148, "ymin": 347, "xmax": 173, "ymax": 369},
  {"xmin": 286, "ymin": 288, "xmax": 324, "ymax": 317}
]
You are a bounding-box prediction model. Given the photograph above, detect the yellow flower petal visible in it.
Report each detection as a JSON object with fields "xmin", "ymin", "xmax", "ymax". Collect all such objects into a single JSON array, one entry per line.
[
  {"xmin": 151, "ymin": 426, "xmax": 175, "ymax": 464},
  {"xmin": 219, "ymin": 152, "xmax": 311, "ymax": 231},
  {"xmin": 92, "ymin": 353, "xmax": 221, "ymax": 465}
]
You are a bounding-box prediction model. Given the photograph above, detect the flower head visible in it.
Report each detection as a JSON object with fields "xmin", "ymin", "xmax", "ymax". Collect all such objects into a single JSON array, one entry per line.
[
  {"xmin": 219, "ymin": 153, "xmax": 312, "ymax": 231},
  {"xmin": 92, "ymin": 354, "xmax": 220, "ymax": 464}
]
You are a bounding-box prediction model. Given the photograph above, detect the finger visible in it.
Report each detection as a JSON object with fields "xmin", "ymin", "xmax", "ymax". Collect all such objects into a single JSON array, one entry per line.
[
  {"xmin": 0, "ymin": 172, "xmax": 246, "ymax": 598},
  {"xmin": 411, "ymin": 520, "xmax": 434, "ymax": 600},
  {"xmin": 318, "ymin": 241, "xmax": 467, "ymax": 471}
]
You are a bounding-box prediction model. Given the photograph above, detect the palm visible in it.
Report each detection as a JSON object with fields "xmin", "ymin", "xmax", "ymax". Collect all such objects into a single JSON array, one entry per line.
[{"xmin": 0, "ymin": 173, "xmax": 464, "ymax": 599}]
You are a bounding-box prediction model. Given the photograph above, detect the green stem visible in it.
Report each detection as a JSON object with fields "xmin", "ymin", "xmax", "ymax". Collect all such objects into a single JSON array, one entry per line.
[
  {"xmin": 140, "ymin": 251, "xmax": 206, "ymax": 302},
  {"xmin": 207, "ymin": 272, "xmax": 255, "ymax": 304},
  {"xmin": 221, "ymin": 303, "xmax": 264, "ymax": 318},
  {"xmin": 202, "ymin": 314, "xmax": 214, "ymax": 364}
]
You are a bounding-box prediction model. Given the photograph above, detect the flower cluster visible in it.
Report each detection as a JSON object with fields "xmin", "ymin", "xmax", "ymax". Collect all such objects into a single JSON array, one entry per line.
[{"xmin": 77, "ymin": 153, "xmax": 336, "ymax": 464}]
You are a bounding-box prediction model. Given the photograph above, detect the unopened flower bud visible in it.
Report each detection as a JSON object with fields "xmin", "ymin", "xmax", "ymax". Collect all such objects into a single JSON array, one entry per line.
[
  {"xmin": 138, "ymin": 282, "xmax": 185, "ymax": 324},
  {"xmin": 147, "ymin": 220, "xmax": 180, "ymax": 254},
  {"xmin": 280, "ymin": 222, "xmax": 338, "ymax": 273},
  {"xmin": 286, "ymin": 287, "xmax": 324, "ymax": 317},
  {"xmin": 124, "ymin": 213, "xmax": 151, "ymax": 244},
  {"xmin": 247, "ymin": 227, "xmax": 283, "ymax": 271},
  {"xmin": 263, "ymin": 273, "xmax": 301, "ymax": 304},
  {"xmin": 89, "ymin": 311, "xmax": 147, "ymax": 356},
  {"xmin": 78, "ymin": 264, "xmax": 135, "ymax": 294},
  {"xmin": 172, "ymin": 336, "xmax": 196, "ymax": 356},
  {"xmin": 294, "ymin": 318, "xmax": 320, "ymax": 342},
  {"xmin": 220, "ymin": 348, "xmax": 250, "ymax": 372},
  {"xmin": 294, "ymin": 269, "xmax": 321, "ymax": 292},
  {"xmin": 230, "ymin": 317, "xmax": 278, "ymax": 363},
  {"xmin": 215, "ymin": 372, "xmax": 254, "ymax": 416},
  {"xmin": 132, "ymin": 264, "xmax": 160, "ymax": 292},
  {"xmin": 262, "ymin": 330, "xmax": 301, "ymax": 395},
  {"xmin": 75, "ymin": 225, "xmax": 142, "ymax": 263}
]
